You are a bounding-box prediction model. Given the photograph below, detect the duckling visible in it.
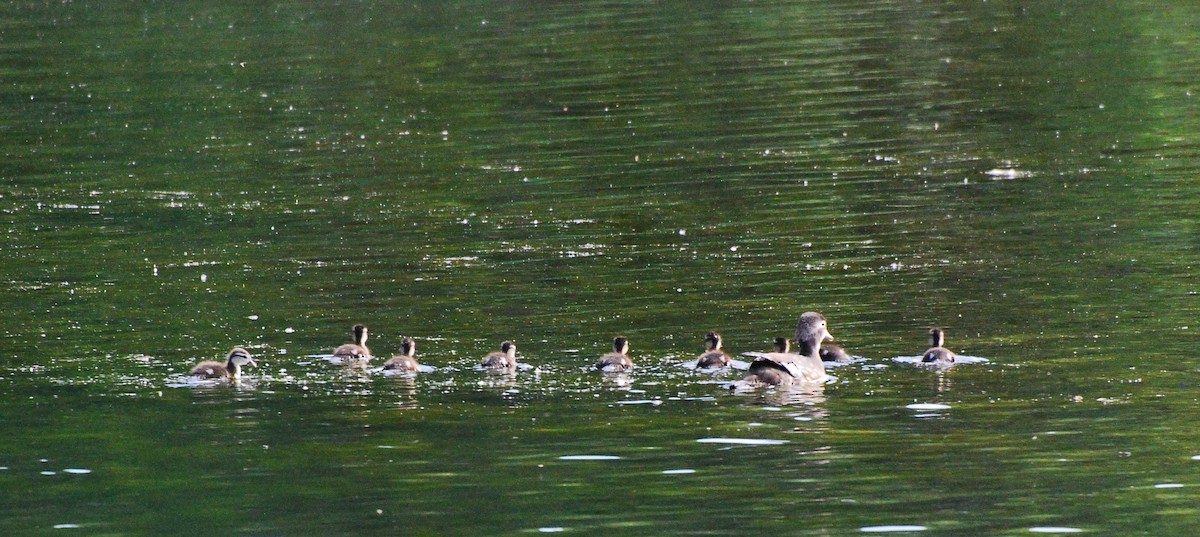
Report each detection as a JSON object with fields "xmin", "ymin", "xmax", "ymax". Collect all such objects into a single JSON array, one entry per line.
[
  {"xmin": 595, "ymin": 336, "xmax": 633, "ymax": 372},
  {"xmin": 736, "ymin": 312, "xmax": 831, "ymax": 387},
  {"xmin": 189, "ymin": 347, "xmax": 256, "ymax": 380},
  {"xmin": 333, "ymin": 324, "xmax": 371, "ymax": 360},
  {"xmin": 382, "ymin": 337, "xmax": 420, "ymax": 372},
  {"xmin": 481, "ymin": 341, "xmax": 518, "ymax": 370},
  {"xmin": 695, "ymin": 331, "xmax": 732, "ymax": 369},
  {"xmin": 772, "ymin": 337, "xmax": 790, "ymax": 353},
  {"xmin": 921, "ymin": 327, "xmax": 956, "ymax": 364},
  {"xmin": 820, "ymin": 342, "xmax": 852, "ymax": 363}
]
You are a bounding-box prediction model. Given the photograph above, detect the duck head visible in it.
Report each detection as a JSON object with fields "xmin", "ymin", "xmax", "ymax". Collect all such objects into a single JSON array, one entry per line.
[
  {"xmin": 928, "ymin": 327, "xmax": 946, "ymax": 348},
  {"xmin": 794, "ymin": 312, "xmax": 833, "ymax": 355},
  {"xmin": 500, "ymin": 340, "xmax": 517, "ymax": 359},
  {"xmin": 612, "ymin": 336, "xmax": 630, "ymax": 354},
  {"xmin": 704, "ymin": 331, "xmax": 722, "ymax": 351},
  {"xmin": 772, "ymin": 336, "xmax": 791, "ymax": 353}
]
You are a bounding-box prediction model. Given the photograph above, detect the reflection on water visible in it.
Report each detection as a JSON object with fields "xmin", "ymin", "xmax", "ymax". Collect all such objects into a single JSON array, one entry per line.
[
  {"xmin": 164, "ymin": 375, "xmax": 260, "ymax": 390},
  {"xmin": 596, "ymin": 371, "xmax": 634, "ymax": 389},
  {"xmin": 737, "ymin": 382, "xmax": 830, "ymax": 411},
  {"xmin": 891, "ymin": 355, "xmax": 990, "ymax": 366}
]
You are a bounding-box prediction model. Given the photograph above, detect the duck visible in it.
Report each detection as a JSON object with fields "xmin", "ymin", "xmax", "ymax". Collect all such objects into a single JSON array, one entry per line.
[
  {"xmin": 772, "ymin": 336, "xmax": 790, "ymax": 353},
  {"xmin": 921, "ymin": 327, "xmax": 956, "ymax": 364},
  {"xmin": 382, "ymin": 337, "xmax": 420, "ymax": 372},
  {"xmin": 820, "ymin": 342, "xmax": 852, "ymax": 363},
  {"xmin": 481, "ymin": 341, "xmax": 518, "ymax": 370},
  {"xmin": 735, "ymin": 312, "xmax": 832, "ymax": 387},
  {"xmin": 189, "ymin": 347, "xmax": 256, "ymax": 380},
  {"xmin": 695, "ymin": 331, "xmax": 732, "ymax": 369},
  {"xmin": 595, "ymin": 336, "xmax": 633, "ymax": 372},
  {"xmin": 332, "ymin": 324, "xmax": 371, "ymax": 361}
]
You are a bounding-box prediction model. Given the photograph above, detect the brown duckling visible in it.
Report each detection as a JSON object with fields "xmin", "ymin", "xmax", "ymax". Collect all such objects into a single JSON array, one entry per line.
[
  {"xmin": 382, "ymin": 337, "xmax": 420, "ymax": 372},
  {"xmin": 820, "ymin": 342, "xmax": 852, "ymax": 363},
  {"xmin": 481, "ymin": 341, "xmax": 518, "ymax": 370},
  {"xmin": 736, "ymin": 312, "xmax": 832, "ymax": 387},
  {"xmin": 595, "ymin": 336, "xmax": 633, "ymax": 372},
  {"xmin": 921, "ymin": 327, "xmax": 956, "ymax": 364},
  {"xmin": 189, "ymin": 347, "xmax": 256, "ymax": 380},
  {"xmin": 333, "ymin": 324, "xmax": 371, "ymax": 360},
  {"xmin": 772, "ymin": 337, "xmax": 790, "ymax": 353},
  {"xmin": 695, "ymin": 331, "xmax": 732, "ymax": 369}
]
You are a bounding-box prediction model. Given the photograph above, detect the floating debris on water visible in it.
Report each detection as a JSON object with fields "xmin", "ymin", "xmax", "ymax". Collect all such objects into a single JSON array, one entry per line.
[
  {"xmin": 906, "ymin": 403, "xmax": 951, "ymax": 411},
  {"xmin": 558, "ymin": 455, "xmax": 621, "ymax": 461},
  {"xmin": 696, "ymin": 438, "xmax": 787, "ymax": 446},
  {"xmin": 986, "ymin": 168, "xmax": 1035, "ymax": 180}
]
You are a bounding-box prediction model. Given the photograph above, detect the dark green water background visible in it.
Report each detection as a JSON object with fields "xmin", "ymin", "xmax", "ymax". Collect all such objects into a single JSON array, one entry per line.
[{"xmin": 3, "ymin": 1, "xmax": 1200, "ymax": 535}]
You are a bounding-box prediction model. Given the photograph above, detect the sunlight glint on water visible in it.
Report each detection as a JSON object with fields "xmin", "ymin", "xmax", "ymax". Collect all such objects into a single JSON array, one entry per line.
[{"xmin": 1, "ymin": 0, "xmax": 1200, "ymax": 535}]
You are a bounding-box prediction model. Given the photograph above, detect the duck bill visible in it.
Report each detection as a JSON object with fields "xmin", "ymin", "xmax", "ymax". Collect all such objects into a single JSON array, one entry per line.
[{"xmin": 823, "ymin": 330, "xmax": 834, "ymax": 342}]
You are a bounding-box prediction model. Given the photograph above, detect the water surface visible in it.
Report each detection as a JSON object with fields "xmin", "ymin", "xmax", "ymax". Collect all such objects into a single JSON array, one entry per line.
[{"xmin": 3, "ymin": 1, "xmax": 1200, "ymax": 535}]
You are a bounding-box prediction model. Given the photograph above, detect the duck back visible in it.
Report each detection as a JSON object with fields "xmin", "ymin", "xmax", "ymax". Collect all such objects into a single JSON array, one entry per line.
[{"xmin": 189, "ymin": 361, "xmax": 229, "ymax": 379}]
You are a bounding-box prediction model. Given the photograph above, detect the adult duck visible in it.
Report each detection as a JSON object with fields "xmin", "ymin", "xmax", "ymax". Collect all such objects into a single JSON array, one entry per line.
[{"xmin": 736, "ymin": 312, "xmax": 832, "ymax": 387}]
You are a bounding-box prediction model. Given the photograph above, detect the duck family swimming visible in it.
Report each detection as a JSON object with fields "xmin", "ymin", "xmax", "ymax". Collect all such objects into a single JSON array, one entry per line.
[{"xmin": 188, "ymin": 314, "xmax": 975, "ymax": 389}]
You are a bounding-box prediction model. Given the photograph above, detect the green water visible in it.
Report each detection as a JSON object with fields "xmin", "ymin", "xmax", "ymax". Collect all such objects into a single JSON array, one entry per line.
[{"xmin": 3, "ymin": 0, "xmax": 1200, "ymax": 534}]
